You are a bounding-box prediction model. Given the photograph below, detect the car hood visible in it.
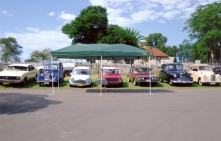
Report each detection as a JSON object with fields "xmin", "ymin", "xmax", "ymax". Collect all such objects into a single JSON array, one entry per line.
[
  {"xmin": 199, "ymin": 71, "xmax": 215, "ymax": 75},
  {"xmin": 70, "ymin": 75, "xmax": 90, "ymax": 80},
  {"xmin": 102, "ymin": 74, "xmax": 122, "ymax": 79},
  {"xmin": 0, "ymin": 70, "xmax": 27, "ymax": 76}
]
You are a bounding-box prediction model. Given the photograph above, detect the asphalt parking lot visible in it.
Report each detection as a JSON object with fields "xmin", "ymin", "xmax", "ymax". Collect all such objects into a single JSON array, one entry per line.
[{"xmin": 0, "ymin": 88, "xmax": 221, "ymax": 141}]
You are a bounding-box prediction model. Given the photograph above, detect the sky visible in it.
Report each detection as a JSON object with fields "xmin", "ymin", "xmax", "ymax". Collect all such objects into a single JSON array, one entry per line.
[{"xmin": 0, "ymin": 0, "xmax": 218, "ymax": 61}]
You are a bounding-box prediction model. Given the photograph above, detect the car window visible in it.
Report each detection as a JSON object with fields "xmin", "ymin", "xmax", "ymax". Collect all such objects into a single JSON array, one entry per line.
[
  {"xmin": 103, "ymin": 69, "xmax": 118, "ymax": 75},
  {"xmin": 199, "ymin": 66, "xmax": 211, "ymax": 71},
  {"xmin": 44, "ymin": 65, "xmax": 58, "ymax": 70},
  {"xmin": 135, "ymin": 68, "xmax": 150, "ymax": 72},
  {"xmin": 73, "ymin": 69, "xmax": 89, "ymax": 75},
  {"xmin": 8, "ymin": 66, "xmax": 28, "ymax": 71}
]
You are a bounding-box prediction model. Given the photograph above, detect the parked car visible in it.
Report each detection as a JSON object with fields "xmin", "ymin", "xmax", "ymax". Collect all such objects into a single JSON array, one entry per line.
[
  {"xmin": 213, "ymin": 67, "xmax": 221, "ymax": 75},
  {"xmin": 37, "ymin": 61, "xmax": 65, "ymax": 86},
  {"xmin": 0, "ymin": 63, "xmax": 39, "ymax": 86},
  {"xmin": 69, "ymin": 66, "xmax": 92, "ymax": 87},
  {"xmin": 188, "ymin": 64, "xmax": 221, "ymax": 86},
  {"xmin": 127, "ymin": 65, "xmax": 158, "ymax": 86},
  {"xmin": 101, "ymin": 67, "xmax": 123, "ymax": 87},
  {"xmin": 158, "ymin": 63, "xmax": 193, "ymax": 86}
]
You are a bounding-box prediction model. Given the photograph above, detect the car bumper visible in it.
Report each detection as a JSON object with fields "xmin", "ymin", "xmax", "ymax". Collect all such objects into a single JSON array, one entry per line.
[
  {"xmin": 136, "ymin": 80, "xmax": 158, "ymax": 83},
  {"xmin": 69, "ymin": 80, "xmax": 91, "ymax": 86},
  {"xmin": 171, "ymin": 80, "xmax": 193, "ymax": 84},
  {"xmin": 0, "ymin": 79, "xmax": 23, "ymax": 85},
  {"xmin": 201, "ymin": 81, "xmax": 220, "ymax": 85},
  {"xmin": 107, "ymin": 81, "xmax": 123, "ymax": 86},
  {"xmin": 37, "ymin": 79, "xmax": 58, "ymax": 83}
]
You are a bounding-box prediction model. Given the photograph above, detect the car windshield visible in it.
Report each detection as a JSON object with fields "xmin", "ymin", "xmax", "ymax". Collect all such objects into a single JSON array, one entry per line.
[
  {"xmin": 199, "ymin": 66, "xmax": 212, "ymax": 71},
  {"xmin": 135, "ymin": 67, "xmax": 150, "ymax": 72},
  {"xmin": 7, "ymin": 66, "xmax": 28, "ymax": 71},
  {"xmin": 103, "ymin": 69, "xmax": 118, "ymax": 75},
  {"xmin": 167, "ymin": 64, "xmax": 184, "ymax": 71},
  {"xmin": 44, "ymin": 65, "xmax": 58, "ymax": 70},
  {"xmin": 72, "ymin": 69, "xmax": 89, "ymax": 75}
]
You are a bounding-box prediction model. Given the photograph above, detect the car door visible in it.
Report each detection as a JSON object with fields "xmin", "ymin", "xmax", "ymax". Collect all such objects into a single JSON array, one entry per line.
[
  {"xmin": 189, "ymin": 67, "xmax": 198, "ymax": 82},
  {"xmin": 159, "ymin": 65, "xmax": 167, "ymax": 80}
]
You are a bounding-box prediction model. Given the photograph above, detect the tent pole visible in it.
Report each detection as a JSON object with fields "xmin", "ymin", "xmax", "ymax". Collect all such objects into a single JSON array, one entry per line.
[
  {"xmin": 50, "ymin": 54, "xmax": 54, "ymax": 95},
  {"xmin": 149, "ymin": 56, "xmax": 152, "ymax": 95},
  {"xmin": 100, "ymin": 54, "xmax": 102, "ymax": 96}
]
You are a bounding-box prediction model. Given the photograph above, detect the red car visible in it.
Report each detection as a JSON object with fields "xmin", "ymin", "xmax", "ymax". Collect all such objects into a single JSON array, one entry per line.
[
  {"xmin": 127, "ymin": 65, "xmax": 158, "ymax": 86},
  {"xmin": 101, "ymin": 67, "xmax": 123, "ymax": 87}
]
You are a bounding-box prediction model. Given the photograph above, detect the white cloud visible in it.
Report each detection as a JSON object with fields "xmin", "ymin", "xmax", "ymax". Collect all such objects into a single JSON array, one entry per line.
[
  {"xmin": 58, "ymin": 11, "xmax": 76, "ymax": 22},
  {"xmin": 26, "ymin": 27, "xmax": 39, "ymax": 33},
  {"xmin": 48, "ymin": 12, "xmax": 55, "ymax": 16},
  {"xmin": 1, "ymin": 10, "xmax": 13, "ymax": 17},
  {"xmin": 158, "ymin": 20, "xmax": 165, "ymax": 23},
  {"xmin": 4, "ymin": 30, "xmax": 72, "ymax": 60},
  {"xmin": 89, "ymin": 0, "xmax": 218, "ymax": 27}
]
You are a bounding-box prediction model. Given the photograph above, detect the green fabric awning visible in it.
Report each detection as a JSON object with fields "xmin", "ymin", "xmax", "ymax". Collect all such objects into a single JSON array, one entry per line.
[{"xmin": 51, "ymin": 43, "xmax": 151, "ymax": 59}]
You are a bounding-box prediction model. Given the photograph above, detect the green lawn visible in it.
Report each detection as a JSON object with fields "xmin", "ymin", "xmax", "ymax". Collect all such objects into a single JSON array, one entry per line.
[{"xmin": 0, "ymin": 75, "xmax": 220, "ymax": 89}]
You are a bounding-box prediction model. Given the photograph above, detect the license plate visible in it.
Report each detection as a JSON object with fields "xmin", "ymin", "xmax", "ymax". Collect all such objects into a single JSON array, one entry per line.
[
  {"xmin": 3, "ymin": 80, "xmax": 10, "ymax": 85},
  {"xmin": 182, "ymin": 81, "xmax": 186, "ymax": 83},
  {"xmin": 77, "ymin": 84, "xmax": 83, "ymax": 86},
  {"xmin": 44, "ymin": 82, "xmax": 49, "ymax": 84},
  {"xmin": 210, "ymin": 82, "xmax": 216, "ymax": 85}
]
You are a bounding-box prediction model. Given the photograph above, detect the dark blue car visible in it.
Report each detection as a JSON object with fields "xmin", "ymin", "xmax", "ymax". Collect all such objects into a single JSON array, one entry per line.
[{"xmin": 37, "ymin": 61, "xmax": 65, "ymax": 86}]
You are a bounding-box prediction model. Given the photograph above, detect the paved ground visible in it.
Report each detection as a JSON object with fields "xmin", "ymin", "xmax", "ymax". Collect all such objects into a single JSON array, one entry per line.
[{"xmin": 0, "ymin": 88, "xmax": 221, "ymax": 141}]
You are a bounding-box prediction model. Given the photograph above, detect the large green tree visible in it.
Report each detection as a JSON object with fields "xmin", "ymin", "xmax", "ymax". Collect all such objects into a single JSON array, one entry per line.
[
  {"xmin": 125, "ymin": 28, "xmax": 145, "ymax": 47},
  {"xmin": 177, "ymin": 40, "xmax": 192, "ymax": 62},
  {"xmin": 97, "ymin": 24, "xmax": 138, "ymax": 47},
  {"xmin": 183, "ymin": 1, "xmax": 221, "ymax": 63},
  {"xmin": 0, "ymin": 37, "xmax": 23, "ymax": 62},
  {"xmin": 145, "ymin": 33, "xmax": 167, "ymax": 51},
  {"xmin": 61, "ymin": 6, "xmax": 108, "ymax": 44}
]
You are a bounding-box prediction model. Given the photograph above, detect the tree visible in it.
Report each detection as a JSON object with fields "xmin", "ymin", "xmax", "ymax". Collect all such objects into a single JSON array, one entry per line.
[
  {"xmin": 0, "ymin": 37, "xmax": 23, "ymax": 62},
  {"xmin": 145, "ymin": 33, "xmax": 167, "ymax": 51},
  {"xmin": 61, "ymin": 6, "xmax": 108, "ymax": 44},
  {"xmin": 177, "ymin": 40, "xmax": 193, "ymax": 62},
  {"xmin": 25, "ymin": 48, "xmax": 51, "ymax": 62},
  {"xmin": 98, "ymin": 24, "xmax": 138, "ymax": 47},
  {"xmin": 125, "ymin": 28, "xmax": 145, "ymax": 47},
  {"xmin": 183, "ymin": 1, "xmax": 221, "ymax": 63}
]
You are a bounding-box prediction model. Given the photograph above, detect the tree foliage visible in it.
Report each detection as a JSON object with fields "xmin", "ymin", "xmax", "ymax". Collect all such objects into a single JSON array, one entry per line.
[
  {"xmin": 177, "ymin": 40, "xmax": 193, "ymax": 62},
  {"xmin": 183, "ymin": 1, "xmax": 221, "ymax": 62},
  {"xmin": 25, "ymin": 48, "xmax": 51, "ymax": 62},
  {"xmin": 145, "ymin": 33, "xmax": 167, "ymax": 51},
  {"xmin": 61, "ymin": 6, "xmax": 108, "ymax": 44},
  {"xmin": 98, "ymin": 25, "xmax": 138, "ymax": 47},
  {"xmin": 0, "ymin": 37, "xmax": 23, "ymax": 62},
  {"xmin": 125, "ymin": 28, "xmax": 145, "ymax": 47}
]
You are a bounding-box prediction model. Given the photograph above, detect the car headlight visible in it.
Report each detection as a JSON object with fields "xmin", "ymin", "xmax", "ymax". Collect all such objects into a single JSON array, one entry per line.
[
  {"xmin": 173, "ymin": 74, "xmax": 177, "ymax": 77},
  {"xmin": 40, "ymin": 73, "xmax": 44, "ymax": 76},
  {"xmin": 190, "ymin": 75, "xmax": 193, "ymax": 78},
  {"xmin": 86, "ymin": 78, "xmax": 90, "ymax": 83},
  {"xmin": 203, "ymin": 75, "xmax": 207, "ymax": 79},
  {"xmin": 71, "ymin": 78, "xmax": 75, "ymax": 82}
]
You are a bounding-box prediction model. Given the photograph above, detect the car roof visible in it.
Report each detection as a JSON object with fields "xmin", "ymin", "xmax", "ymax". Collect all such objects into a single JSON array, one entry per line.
[
  {"xmin": 74, "ymin": 66, "xmax": 90, "ymax": 70},
  {"xmin": 163, "ymin": 63, "xmax": 182, "ymax": 65},
  {"xmin": 102, "ymin": 67, "xmax": 118, "ymax": 70},
  {"xmin": 9, "ymin": 64, "xmax": 31, "ymax": 67}
]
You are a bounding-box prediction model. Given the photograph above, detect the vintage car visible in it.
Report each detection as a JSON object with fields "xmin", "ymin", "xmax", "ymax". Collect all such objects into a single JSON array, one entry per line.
[
  {"xmin": 188, "ymin": 64, "xmax": 221, "ymax": 86},
  {"xmin": 0, "ymin": 63, "xmax": 39, "ymax": 86},
  {"xmin": 158, "ymin": 63, "xmax": 193, "ymax": 86},
  {"xmin": 127, "ymin": 65, "xmax": 158, "ymax": 86},
  {"xmin": 213, "ymin": 67, "xmax": 221, "ymax": 75},
  {"xmin": 101, "ymin": 67, "xmax": 123, "ymax": 87},
  {"xmin": 69, "ymin": 66, "xmax": 92, "ymax": 87},
  {"xmin": 37, "ymin": 61, "xmax": 65, "ymax": 86}
]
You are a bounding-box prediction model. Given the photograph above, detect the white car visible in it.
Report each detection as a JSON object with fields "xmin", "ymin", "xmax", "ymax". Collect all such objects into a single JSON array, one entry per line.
[
  {"xmin": 69, "ymin": 66, "xmax": 92, "ymax": 87},
  {"xmin": 0, "ymin": 64, "xmax": 39, "ymax": 86}
]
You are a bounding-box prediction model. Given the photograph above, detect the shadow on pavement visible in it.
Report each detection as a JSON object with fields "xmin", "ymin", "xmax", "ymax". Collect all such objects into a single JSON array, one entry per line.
[
  {"xmin": 0, "ymin": 93, "xmax": 61, "ymax": 115},
  {"xmin": 86, "ymin": 89, "xmax": 174, "ymax": 93}
]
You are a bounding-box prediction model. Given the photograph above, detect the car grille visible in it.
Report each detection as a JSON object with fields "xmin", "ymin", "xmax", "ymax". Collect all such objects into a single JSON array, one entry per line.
[
  {"xmin": 106, "ymin": 78, "xmax": 119, "ymax": 81},
  {"xmin": 73, "ymin": 80, "xmax": 87, "ymax": 84},
  {"xmin": 210, "ymin": 74, "xmax": 215, "ymax": 81},
  {"xmin": 0, "ymin": 76, "xmax": 19, "ymax": 80}
]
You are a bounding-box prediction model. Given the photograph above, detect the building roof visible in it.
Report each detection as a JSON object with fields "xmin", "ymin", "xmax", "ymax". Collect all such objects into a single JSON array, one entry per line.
[{"xmin": 141, "ymin": 45, "xmax": 168, "ymax": 57}]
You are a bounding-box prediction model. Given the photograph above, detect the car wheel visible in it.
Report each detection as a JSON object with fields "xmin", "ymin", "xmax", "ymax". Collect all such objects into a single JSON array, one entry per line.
[
  {"xmin": 69, "ymin": 84, "xmax": 73, "ymax": 87},
  {"xmin": 159, "ymin": 78, "xmax": 163, "ymax": 82},
  {"xmin": 169, "ymin": 79, "xmax": 173, "ymax": 86},
  {"xmin": 198, "ymin": 78, "xmax": 203, "ymax": 86},
  {"xmin": 128, "ymin": 77, "xmax": 131, "ymax": 82},
  {"xmin": 216, "ymin": 83, "xmax": 220, "ymax": 86},
  {"xmin": 133, "ymin": 79, "xmax": 137, "ymax": 86},
  {"xmin": 151, "ymin": 82, "xmax": 157, "ymax": 86},
  {"xmin": 39, "ymin": 82, "xmax": 42, "ymax": 86},
  {"xmin": 21, "ymin": 78, "xmax": 27, "ymax": 86}
]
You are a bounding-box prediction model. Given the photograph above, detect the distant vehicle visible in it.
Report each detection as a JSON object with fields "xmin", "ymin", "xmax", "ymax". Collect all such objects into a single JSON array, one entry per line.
[
  {"xmin": 62, "ymin": 62, "xmax": 76, "ymax": 76},
  {"xmin": 37, "ymin": 61, "xmax": 65, "ymax": 86},
  {"xmin": 213, "ymin": 67, "xmax": 221, "ymax": 75},
  {"xmin": 0, "ymin": 64, "xmax": 38, "ymax": 86},
  {"xmin": 127, "ymin": 65, "xmax": 158, "ymax": 86},
  {"xmin": 158, "ymin": 63, "xmax": 193, "ymax": 86},
  {"xmin": 189, "ymin": 64, "xmax": 221, "ymax": 86},
  {"xmin": 101, "ymin": 67, "xmax": 123, "ymax": 87},
  {"xmin": 69, "ymin": 66, "xmax": 92, "ymax": 87}
]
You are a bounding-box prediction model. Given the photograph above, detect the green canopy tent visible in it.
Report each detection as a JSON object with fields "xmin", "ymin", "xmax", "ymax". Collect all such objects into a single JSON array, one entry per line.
[
  {"xmin": 51, "ymin": 43, "xmax": 152, "ymax": 95},
  {"xmin": 51, "ymin": 43, "xmax": 151, "ymax": 59}
]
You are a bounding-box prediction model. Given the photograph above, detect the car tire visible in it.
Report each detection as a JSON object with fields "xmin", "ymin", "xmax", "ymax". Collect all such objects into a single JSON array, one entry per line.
[
  {"xmin": 39, "ymin": 82, "xmax": 42, "ymax": 86},
  {"xmin": 128, "ymin": 77, "xmax": 131, "ymax": 82},
  {"xmin": 215, "ymin": 83, "xmax": 220, "ymax": 86},
  {"xmin": 169, "ymin": 79, "xmax": 173, "ymax": 86},
  {"xmin": 21, "ymin": 78, "xmax": 27, "ymax": 86},
  {"xmin": 159, "ymin": 78, "xmax": 163, "ymax": 82},
  {"xmin": 198, "ymin": 78, "xmax": 203, "ymax": 86},
  {"xmin": 69, "ymin": 84, "xmax": 73, "ymax": 87},
  {"xmin": 151, "ymin": 82, "xmax": 157, "ymax": 86},
  {"xmin": 133, "ymin": 79, "xmax": 137, "ymax": 86}
]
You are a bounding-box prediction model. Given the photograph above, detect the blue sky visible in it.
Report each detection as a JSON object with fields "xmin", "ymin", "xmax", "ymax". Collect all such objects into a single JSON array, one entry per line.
[{"xmin": 0, "ymin": 0, "xmax": 218, "ymax": 61}]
